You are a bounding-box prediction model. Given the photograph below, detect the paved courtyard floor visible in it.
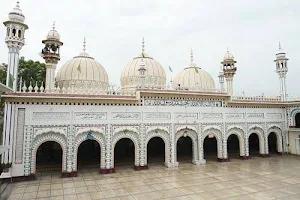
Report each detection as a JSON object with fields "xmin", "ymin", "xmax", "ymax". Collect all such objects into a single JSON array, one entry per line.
[{"xmin": 7, "ymin": 155, "xmax": 300, "ymax": 200}]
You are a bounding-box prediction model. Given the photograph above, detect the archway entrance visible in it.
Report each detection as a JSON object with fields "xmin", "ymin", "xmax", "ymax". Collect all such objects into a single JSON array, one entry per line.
[
  {"xmin": 36, "ymin": 141, "xmax": 62, "ymax": 174},
  {"xmin": 268, "ymin": 132, "xmax": 278, "ymax": 154},
  {"xmin": 227, "ymin": 134, "xmax": 240, "ymax": 159},
  {"xmin": 77, "ymin": 140, "xmax": 100, "ymax": 171},
  {"xmin": 147, "ymin": 137, "xmax": 165, "ymax": 165},
  {"xmin": 203, "ymin": 135, "xmax": 217, "ymax": 161},
  {"xmin": 295, "ymin": 113, "xmax": 300, "ymax": 128},
  {"xmin": 177, "ymin": 136, "xmax": 193, "ymax": 163},
  {"xmin": 249, "ymin": 133, "xmax": 260, "ymax": 156},
  {"xmin": 114, "ymin": 138, "xmax": 135, "ymax": 168}
]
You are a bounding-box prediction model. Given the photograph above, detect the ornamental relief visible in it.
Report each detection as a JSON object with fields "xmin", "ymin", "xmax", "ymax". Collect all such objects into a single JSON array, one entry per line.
[
  {"xmin": 175, "ymin": 113, "xmax": 198, "ymax": 120},
  {"xmin": 75, "ymin": 126, "xmax": 106, "ymax": 136},
  {"xmin": 266, "ymin": 113, "xmax": 282, "ymax": 119},
  {"xmin": 143, "ymin": 99, "xmax": 222, "ymax": 107},
  {"xmin": 33, "ymin": 127, "xmax": 67, "ymax": 138},
  {"xmin": 112, "ymin": 125, "xmax": 140, "ymax": 135},
  {"xmin": 145, "ymin": 126, "xmax": 169, "ymax": 135},
  {"xmin": 201, "ymin": 113, "xmax": 223, "ymax": 119},
  {"xmin": 111, "ymin": 112, "xmax": 141, "ymax": 120},
  {"xmin": 74, "ymin": 112, "xmax": 107, "ymax": 120},
  {"xmin": 174, "ymin": 124, "xmax": 198, "ymax": 133},
  {"xmin": 246, "ymin": 113, "xmax": 264, "ymax": 119},
  {"xmin": 32, "ymin": 112, "xmax": 70, "ymax": 121},
  {"xmin": 225, "ymin": 113, "xmax": 245, "ymax": 119},
  {"xmin": 144, "ymin": 112, "xmax": 171, "ymax": 120}
]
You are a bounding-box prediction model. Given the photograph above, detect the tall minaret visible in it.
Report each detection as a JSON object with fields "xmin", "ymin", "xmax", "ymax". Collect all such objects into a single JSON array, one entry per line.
[
  {"xmin": 222, "ymin": 49, "xmax": 237, "ymax": 96},
  {"xmin": 218, "ymin": 65, "xmax": 225, "ymax": 92},
  {"xmin": 138, "ymin": 38, "xmax": 146, "ymax": 88},
  {"xmin": 3, "ymin": 2, "xmax": 28, "ymax": 92},
  {"xmin": 274, "ymin": 43, "xmax": 288, "ymax": 101},
  {"xmin": 41, "ymin": 22, "xmax": 63, "ymax": 92}
]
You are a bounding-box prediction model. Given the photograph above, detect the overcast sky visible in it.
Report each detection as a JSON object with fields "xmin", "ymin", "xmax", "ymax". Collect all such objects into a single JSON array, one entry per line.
[{"xmin": 1, "ymin": 0, "xmax": 300, "ymax": 96}]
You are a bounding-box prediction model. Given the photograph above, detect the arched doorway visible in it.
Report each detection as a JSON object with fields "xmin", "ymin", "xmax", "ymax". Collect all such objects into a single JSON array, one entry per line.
[
  {"xmin": 114, "ymin": 138, "xmax": 135, "ymax": 168},
  {"xmin": 177, "ymin": 136, "xmax": 193, "ymax": 163},
  {"xmin": 249, "ymin": 133, "xmax": 260, "ymax": 156},
  {"xmin": 77, "ymin": 140, "xmax": 100, "ymax": 171},
  {"xmin": 268, "ymin": 132, "xmax": 278, "ymax": 154},
  {"xmin": 147, "ymin": 137, "xmax": 165, "ymax": 165},
  {"xmin": 295, "ymin": 113, "xmax": 300, "ymax": 128},
  {"xmin": 203, "ymin": 135, "xmax": 218, "ymax": 161},
  {"xmin": 36, "ymin": 141, "xmax": 62, "ymax": 175},
  {"xmin": 227, "ymin": 134, "xmax": 240, "ymax": 159}
]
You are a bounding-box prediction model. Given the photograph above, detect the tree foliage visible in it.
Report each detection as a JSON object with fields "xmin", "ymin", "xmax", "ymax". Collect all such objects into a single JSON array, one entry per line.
[{"xmin": 0, "ymin": 57, "xmax": 46, "ymax": 88}]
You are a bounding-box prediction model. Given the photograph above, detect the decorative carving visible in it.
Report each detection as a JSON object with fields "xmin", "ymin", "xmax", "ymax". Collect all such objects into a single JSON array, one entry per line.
[
  {"xmin": 247, "ymin": 113, "xmax": 264, "ymax": 119},
  {"xmin": 74, "ymin": 112, "xmax": 107, "ymax": 120},
  {"xmin": 15, "ymin": 108, "xmax": 25, "ymax": 164},
  {"xmin": 33, "ymin": 127, "xmax": 67, "ymax": 138},
  {"xmin": 111, "ymin": 112, "xmax": 141, "ymax": 120},
  {"xmin": 175, "ymin": 113, "xmax": 198, "ymax": 120},
  {"xmin": 32, "ymin": 112, "xmax": 70, "ymax": 121},
  {"xmin": 266, "ymin": 113, "xmax": 282, "ymax": 119},
  {"xmin": 225, "ymin": 113, "xmax": 245, "ymax": 119},
  {"xmin": 144, "ymin": 99, "xmax": 222, "ymax": 107},
  {"xmin": 144, "ymin": 112, "xmax": 171, "ymax": 120},
  {"xmin": 201, "ymin": 113, "xmax": 223, "ymax": 119}
]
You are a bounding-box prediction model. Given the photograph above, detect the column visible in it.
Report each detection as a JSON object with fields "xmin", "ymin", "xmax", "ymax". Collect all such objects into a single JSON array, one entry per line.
[
  {"xmin": 64, "ymin": 125, "xmax": 75, "ymax": 177},
  {"xmin": 24, "ymin": 126, "xmax": 33, "ymax": 176},
  {"xmin": 198, "ymin": 127, "xmax": 206, "ymax": 164},
  {"xmin": 135, "ymin": 124, "xmax": 148, "ymax": 170}
]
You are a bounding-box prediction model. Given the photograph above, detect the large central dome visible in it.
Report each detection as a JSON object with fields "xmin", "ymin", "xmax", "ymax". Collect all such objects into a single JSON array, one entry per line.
[
  {"xmin": 56, "ymin": 41, "xmax": 109, "ymax": 94},
  {"xmin": 120, "ymin": 40, "xmax": 166, "ymax": 91}
]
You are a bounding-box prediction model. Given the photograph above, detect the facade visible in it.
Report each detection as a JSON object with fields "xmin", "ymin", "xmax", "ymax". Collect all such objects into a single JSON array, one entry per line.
[{"xmin": 1, "ymin": 3, "xmax": 300, "ymax": 178}]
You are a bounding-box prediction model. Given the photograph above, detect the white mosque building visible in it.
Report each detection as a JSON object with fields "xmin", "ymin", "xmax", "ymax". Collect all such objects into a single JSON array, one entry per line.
[{"xmin": 1, "ymin": 2, "xmax": 300, "ymax": 178}]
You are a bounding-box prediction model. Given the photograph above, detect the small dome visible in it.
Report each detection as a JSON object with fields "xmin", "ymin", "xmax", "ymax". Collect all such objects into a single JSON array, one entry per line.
[
  {"xmin": 224, "ymin": 50, "xmax": 234, "ymax": 61},
  {"xmin": 121, "ymin": 48, "xmax": 166, "ymax": 91},
  {"xmin": 8, "ymin": 2, "xmax": 25, "ymax": 23},
  {"xmin": 173, "ymin": 52, "xmax": 215, "ymax": 92},
  {"xmin": 47, "ymin": 29, "xmax": 60, "ymax": 40},
  {"xmin": 56, "ymin": 50, "xmax": 109, "ymax": 94}
]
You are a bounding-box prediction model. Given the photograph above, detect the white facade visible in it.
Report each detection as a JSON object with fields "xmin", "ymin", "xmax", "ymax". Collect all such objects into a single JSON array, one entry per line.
[{"xmin": 1, "ymin": 3, "xmax": 300, "ymax": 178}]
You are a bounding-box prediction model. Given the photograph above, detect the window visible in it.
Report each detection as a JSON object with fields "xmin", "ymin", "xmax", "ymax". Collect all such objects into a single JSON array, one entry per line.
[
  {"xmin": 12, "ymin": 29, "xmax": 16, "ymax": 36},
  {"xmin": 295, "ymin": 113, "xmax": 300, "ymax": 128},
  {"xmin": 18, "ymin": 30, "xmax": 22, "ymax": 38}
]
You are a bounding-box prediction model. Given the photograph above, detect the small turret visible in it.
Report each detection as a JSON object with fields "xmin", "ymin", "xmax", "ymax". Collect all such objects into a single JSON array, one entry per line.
[{"xmin": 221, "ymin": 49, "xmax": 237, "ymax": 96}]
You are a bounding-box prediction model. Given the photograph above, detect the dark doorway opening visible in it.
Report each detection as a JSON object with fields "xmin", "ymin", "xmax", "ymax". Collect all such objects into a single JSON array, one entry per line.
[
  {"xmin": 249, "ymin": 133, "xmax": 260, "ymax": 156},
  {"xmin": 268, "ymin": 132, "xmax": 278, "ymax": 154},
  {"xmin": 147, "ymin": 137, "xmax": 165, "ymax": 165},
  {"xmin": 36, "ymin": 141, "xmax": 62, "ymax": 173},
  {"xmin": 227, "ymin": 134, "xmax": 240, "ymax": 159},
  {"xmin": 204, "ymin": 136, "xmax": 217, "ymax": 161},
  {"xmin": 177, "ymin": 136, "xmax": 193, "ymax": 163},
  {"xmin": 295, "ymin": 113, "xmax": 300, "ymax": 128},
  {"xmin": 77, "ymin": 140, "xmax": 100, "ymax": 170},
  {"xmin": 114, "ymin": 138, "xmax": 135, "ymax": 167}
]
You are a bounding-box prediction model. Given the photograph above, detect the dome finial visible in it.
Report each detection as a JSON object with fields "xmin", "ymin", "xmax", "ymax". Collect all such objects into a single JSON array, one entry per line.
[
  {"xmin": 190, "ymin": 49, "xmax": 194, "ymax": 63},
  {"xmin": 279, "ymin": 42, "xmax": 282, "ymax": 50},
  {"xmin": 52, "ymin": 21, "xmax": 56, "ymax": 30},
  {"xmin": 142, "ymin": 37, "xmax": 145, "ymax": 53},
  {"xmin": 16, "ymin": 1, "xmax": 20, "ymax": 8},
  {"xmin": 83, "ymin": 37, "xmax": 86, "ymax": 52}
]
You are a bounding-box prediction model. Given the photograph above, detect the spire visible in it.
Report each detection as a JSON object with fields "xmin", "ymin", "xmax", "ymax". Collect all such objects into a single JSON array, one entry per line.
[
  {"xmin": 279, "ymin": 42, "xmax": 282, "ymax": 50},
  {"xmin": 190, "ymin": 49, "xmax": 194, "ymax": 63},
  {"xmin": 142, "ymin": 37, "xmax": 145, "ymax": 53},
  {"xmin": 83, "ymin": 37, "xmax": 86, "ymax": 52}
]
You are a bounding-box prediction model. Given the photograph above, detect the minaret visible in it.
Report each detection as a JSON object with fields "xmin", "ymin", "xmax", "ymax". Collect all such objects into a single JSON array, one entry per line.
[
  {"xmin": 3, "ymin": 2, "xmax": 28, "ymax": 92},
  {"xmin": 138, "ymin": 38, "xmax": 146, "ymax": 88},
  {"xmin": 274, "ymin": 43, "xmax": 288, "ymax": 101},
  {"xmin": 41, "ymin": 22, "xmax": 63, "ymax": 92},
  {"xmin": 222, "ymin": 49, "xmax": 237, "ymax": 96},
  {"xmin": 218, "ymin": 65, "xmax": 225, "ymax": 92}
]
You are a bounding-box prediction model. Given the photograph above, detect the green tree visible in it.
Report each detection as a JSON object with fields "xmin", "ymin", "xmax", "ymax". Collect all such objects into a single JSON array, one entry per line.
[{"xmin": 0, "ymin": 56, "xmax": 46, "ymax": 88}]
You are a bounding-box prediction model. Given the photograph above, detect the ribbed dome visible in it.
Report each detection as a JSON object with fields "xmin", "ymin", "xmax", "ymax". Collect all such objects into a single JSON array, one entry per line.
[
  {"xmin": 8, "ymin": 2, "xmax": 25, "ymax": 23},
  {"xmin": 121, "ymin": 52, "xmax": 166, "ymax": 91},
  {"xmin": 47, "ymin": 29, "xmax": 60, "ymax": 40},
  {"xmin": 56, "ymin": 51, "xmax": 109, "ymax": 94},
  {"xmin": 173, "ymin": 62, "xmax": 215, "ymax": 92}
]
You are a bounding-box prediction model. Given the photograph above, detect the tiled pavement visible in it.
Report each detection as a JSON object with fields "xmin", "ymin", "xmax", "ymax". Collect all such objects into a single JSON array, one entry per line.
[{"xmin": 7, "ymin": 155, "xmax": 300, "ymax": 200}]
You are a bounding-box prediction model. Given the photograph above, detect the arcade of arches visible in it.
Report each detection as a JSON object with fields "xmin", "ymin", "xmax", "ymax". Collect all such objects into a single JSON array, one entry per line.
[{"xmin": 34, "ymin": 131, "xmax": 281, "ymax": 173}]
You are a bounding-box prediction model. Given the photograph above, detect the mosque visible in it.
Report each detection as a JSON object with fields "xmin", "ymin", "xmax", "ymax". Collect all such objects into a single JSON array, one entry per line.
[{"xmin": 1, "ymin": 2, "xmax": 300, "ymax": 178}]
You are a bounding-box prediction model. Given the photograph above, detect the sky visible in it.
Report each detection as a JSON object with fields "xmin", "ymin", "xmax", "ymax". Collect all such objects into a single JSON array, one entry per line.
[{"xmin": 0, "ymin": 0, "xmax": 300, "ymax": 97}]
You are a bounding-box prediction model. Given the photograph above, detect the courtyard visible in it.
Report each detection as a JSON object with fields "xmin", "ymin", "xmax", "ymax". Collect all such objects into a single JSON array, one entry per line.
[{"xmin": 6, "ymin": 155, "xmax": 300, "ymax": 200}]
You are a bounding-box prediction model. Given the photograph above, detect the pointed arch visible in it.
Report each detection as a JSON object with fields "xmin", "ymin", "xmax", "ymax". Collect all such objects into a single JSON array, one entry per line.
[
  {"xmin": 31, "ymin": 132, "xmax": 67, "ymax": 174},
  {"xmin": 145, "ymin": 129, "xmax": 170, "ymax": 165},
  {"xmin": 226, "ymin": 127, "xmax": 245, "ymax": 156},
  {"xmin": 112, "ymin": 130, "xmax": 139, "ymax": 167},
  {"xmin": 175, "ymin": 127, "xmax": 198, "ymax": 163},
  {"xmin": 267, "ymin": 126, "xmax": 283, "ymax": 153},
  {"xmin": 73, "ymin": 131, "xmax": 106, "ymax": 171},
  {"xmin": 202, "ymin": 128, "xmax": 222, "ymax": 158},
  {"xmin": 248, "ymin": 127, "xmax": 264, "ymax": 154}
]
